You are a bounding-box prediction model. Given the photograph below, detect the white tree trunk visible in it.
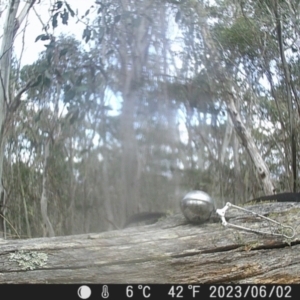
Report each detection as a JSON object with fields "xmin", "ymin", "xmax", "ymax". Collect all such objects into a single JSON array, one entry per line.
[
  {"xmin": 40, "ymin": 138, "xmax": 55, "ymax": 237},
  {"xmin": 0, "ymin": 0, "xmax": 36, "ymax": 236}
]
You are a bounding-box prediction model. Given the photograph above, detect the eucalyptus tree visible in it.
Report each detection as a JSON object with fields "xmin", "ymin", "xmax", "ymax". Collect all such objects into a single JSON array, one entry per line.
[
  {"xmin": 0, "ymin": 0, "xmax": 39, "ymax": 237},
  {"xmin": 73, "ymin": 0, "xmax": 190, "ymax": 224},
  {"xmin": 167, "ymin": 0, "xmax": 300, "ymax": 201},
  {"xmin": 210, "ymin": 0, "xmax": 300, "ymax": 193},
  {"xmin": 17, "ymin": 35, "xmax": 113, "ymax": 235},
  {"xmin": 1, "ymin": 0, "xmax": 189, "ymax": 236},
  {"xmin": 175, "ymin": 0, "xmax": 300, "ymax": 198}
]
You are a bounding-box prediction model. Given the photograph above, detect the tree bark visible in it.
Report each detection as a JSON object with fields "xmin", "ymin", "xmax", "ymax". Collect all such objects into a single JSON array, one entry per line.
[
  {"xmin": 273, "ymin": 0, "xmax": 298, "ymax": 192},
  {"xmin": 0, "ymin": 0, "xmax": 36, "ymax": 237},
  {"xmin": 226, "ymin": 94, "xmax": 275, "ymax": 195},
  {"xmin": 198, "ymin": 12, "xmax": 275, "ymax": 195},
  {"xmin": 40, "ymin": 138, "xmax": 55, "ymax": 237},
  {"xmin": 0, "ymin": 0, "xmax": 20, "ymax": 238},
  {"xmin": 0, "ymin": 202, "xmax": 299, "ymax": 283},
  {"xmin": 118, "ymin": 0, "xmax": 153, "ymax": 221}
]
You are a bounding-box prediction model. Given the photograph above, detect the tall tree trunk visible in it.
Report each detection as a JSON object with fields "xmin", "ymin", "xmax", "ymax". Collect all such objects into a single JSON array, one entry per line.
[
  {"xmin": 118, "ymin": 0, "xmax": 152, "ymax": 221},
  {"xmin": 120, "ymin": 92, "xmax": 139, "ymax": 219},
  {"xmin": 273, "ymin": 0, "xmax": 298, "ymax": 192},
  {"xmin": 101, "ymin": 111, "xmax": 114, "ymax": 230},
  {"xmin": 194, "ymin": 3, "xmax": 275, "ymax": 195},
  {"xmin": 40, "ymin": 139, "xmax": 55, "ymax": 237},
  {"xmin": 0, "ymin": 0, "xmax": 35, "ymax": 237},
  {"xmin": 0, "ymin": 0, "xmax": 20, "ymax": 237}
]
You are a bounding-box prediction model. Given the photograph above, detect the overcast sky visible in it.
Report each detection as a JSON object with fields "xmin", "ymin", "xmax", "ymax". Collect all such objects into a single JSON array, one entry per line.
[{"xmin": 12, "ymin": 0, "xmax": 95, "ymax": 66}]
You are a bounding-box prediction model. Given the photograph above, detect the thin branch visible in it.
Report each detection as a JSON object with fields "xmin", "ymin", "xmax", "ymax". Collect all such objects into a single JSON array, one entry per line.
[
  {"xmin": 8, "ymin": 78, "xmax": 35, "ymax": 112},
  {"xmin": 15, "ymin": 0, "xmax": 36, "ymax": 32}
]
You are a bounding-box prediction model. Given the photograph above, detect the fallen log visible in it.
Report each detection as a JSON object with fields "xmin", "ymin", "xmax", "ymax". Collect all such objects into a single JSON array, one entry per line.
[{"xmin": 0, "ymin": 202, "xmax": 300, "ymax": 283}]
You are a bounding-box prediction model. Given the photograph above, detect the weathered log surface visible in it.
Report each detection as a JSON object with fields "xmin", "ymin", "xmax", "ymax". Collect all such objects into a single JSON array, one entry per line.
[{"xmin": 0, "ymin": 202, "xmax": 300, "ymax": 283}]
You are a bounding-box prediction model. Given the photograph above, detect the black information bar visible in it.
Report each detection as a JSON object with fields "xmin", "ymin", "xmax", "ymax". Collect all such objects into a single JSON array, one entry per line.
[{"xmin": 0, "ymin": 284, "xmax": 297, "ymax": 299}]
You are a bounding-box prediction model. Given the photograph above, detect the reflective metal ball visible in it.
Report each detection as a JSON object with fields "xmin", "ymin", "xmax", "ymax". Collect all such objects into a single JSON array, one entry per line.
[{"xmin": 180, "ymin": 190, "xmax": 215, "ymax": 223}]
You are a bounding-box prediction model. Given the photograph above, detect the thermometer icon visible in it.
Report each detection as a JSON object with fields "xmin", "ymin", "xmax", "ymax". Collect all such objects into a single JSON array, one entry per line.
[{"xmin": 101, "ymin": 285, "xmax": 109, "ymax": 298}]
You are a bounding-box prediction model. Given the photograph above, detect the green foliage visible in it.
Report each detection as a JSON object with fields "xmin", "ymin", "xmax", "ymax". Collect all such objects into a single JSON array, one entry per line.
[
  {"xmin": 48, "ymin": 1, "xmax": 75, "ymax": 29},
  {"xmin": 166, "ymin": 72, "xmax": 215, "ymax": 114},
  {"xmin": 82, "ymin": 27, "xmax": 92, "ymax": 43},
  {"xmin": 214, "ymin": 17, "xmax": 261, "ymax": 60},
  {"xmin": 35, "ymin": 34, "xmax": 50, "ymax": 42}
]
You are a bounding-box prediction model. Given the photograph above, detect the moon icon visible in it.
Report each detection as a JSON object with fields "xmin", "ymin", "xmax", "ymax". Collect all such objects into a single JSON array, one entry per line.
[{"xmin": 77, "ymin": 285, "xmax": 92, "ymax": 299}]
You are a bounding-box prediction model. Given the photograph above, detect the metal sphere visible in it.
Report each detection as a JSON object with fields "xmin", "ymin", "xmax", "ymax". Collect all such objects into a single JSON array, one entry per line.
[{"xmin": 180, "ymin": 190, "xmax": 215, "ymax": 223}]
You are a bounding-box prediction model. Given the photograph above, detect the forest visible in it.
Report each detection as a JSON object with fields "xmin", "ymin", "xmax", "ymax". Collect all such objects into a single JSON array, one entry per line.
[{"xmin": 0, "ymin": 0, "xmax": 299, "ymax": 238}]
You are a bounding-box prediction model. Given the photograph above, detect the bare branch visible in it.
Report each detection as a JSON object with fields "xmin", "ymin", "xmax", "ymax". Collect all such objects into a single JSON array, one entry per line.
[{"xmin": 15, "ymin": 0, "xmax": 36, "ymax": 32}]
